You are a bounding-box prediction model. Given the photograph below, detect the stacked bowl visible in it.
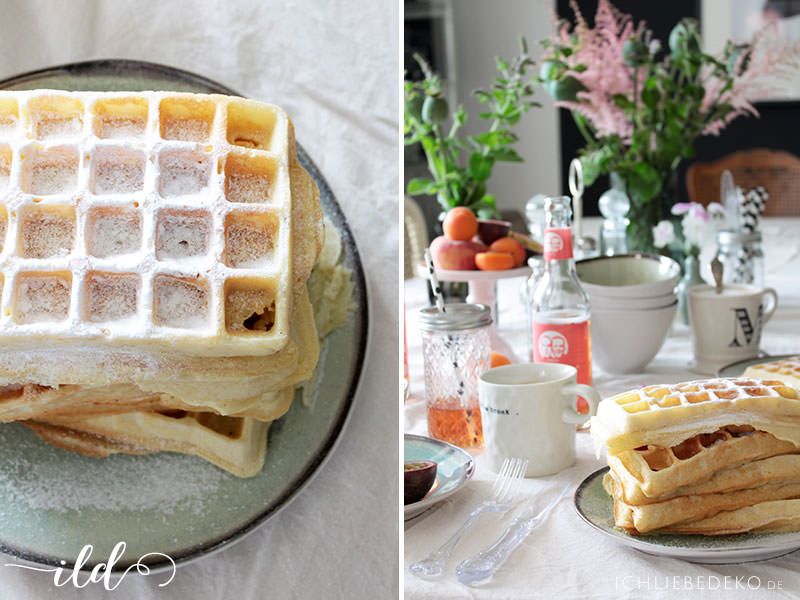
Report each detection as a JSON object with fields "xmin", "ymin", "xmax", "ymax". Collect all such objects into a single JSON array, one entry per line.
[{"xmin": 576, "ymin": 254, "xmax": 680, "ymax": 373}]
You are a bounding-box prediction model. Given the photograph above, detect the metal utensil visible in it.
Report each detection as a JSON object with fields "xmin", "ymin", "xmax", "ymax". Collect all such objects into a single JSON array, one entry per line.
[
  {"xmin": 455, "ymin": 482, "xmax": 571, "ymax": 587},
  {"xmin": 408, "ymin": 458, "xmax": 528, "ymax": 580},
  {"xmin": 568, "ymin": 158, "xmax": 596, "ymax": 256},
  {"xmin": 711, "ymin": 255, "xmax": 724, "ymax": 294}
]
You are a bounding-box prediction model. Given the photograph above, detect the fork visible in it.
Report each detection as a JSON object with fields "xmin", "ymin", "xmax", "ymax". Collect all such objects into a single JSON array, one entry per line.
[
  {"xmin": 455, "ymin": 482, "xmax": 571, "ymax": 587},
  {"xmin": 408, "ymin": 457, "xmax": 528, "ymax": 580}
]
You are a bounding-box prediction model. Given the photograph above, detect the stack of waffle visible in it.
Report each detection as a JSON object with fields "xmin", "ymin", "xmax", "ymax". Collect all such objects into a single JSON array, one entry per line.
[
  {"xmin": 0, "ymin": 90, "xmax": 326, "ymax": 477},
  {"xmin": 744, "ymin": 356, "xmax": 800, "ymax": 388},
  {"xmin": 591, "ymin": 378, "xmax": 800, "ymax": 535}
]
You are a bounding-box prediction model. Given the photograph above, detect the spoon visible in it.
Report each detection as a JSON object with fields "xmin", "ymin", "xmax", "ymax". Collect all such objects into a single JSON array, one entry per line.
[
  {"xmin": 711, "ymin": 256, "xmax": 724, "ymax": 294},
  {"xmin": 568, "ymin": 159, "xmax": 596, "ymax": 256}
]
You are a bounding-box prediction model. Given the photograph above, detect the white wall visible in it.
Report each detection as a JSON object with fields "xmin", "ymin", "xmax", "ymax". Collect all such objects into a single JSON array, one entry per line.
[{"xmin": 451, "ymin": 0, "xmax": 559, "ymax": 216}]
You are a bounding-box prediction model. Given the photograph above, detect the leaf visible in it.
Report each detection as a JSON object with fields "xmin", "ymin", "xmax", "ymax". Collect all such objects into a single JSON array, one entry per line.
[
  {"xmin": 627, "ymin": 163, "xmax": 662, "ymax": 202},
  {"xmin": 469, "ymin": 154, "xmax": 494, "ymax": 182},
  {"xmin": 641, "ymin": 87, "xmax": 660, "ymax": 108},
  {"xmin": 470, "ymin": 195, "xmax": 500, "ymax": 219},
  {"xmin": 463, "ymin": 181, "xmax": 487, "ymax": 206},
  {"xmin": 472, "ymin": 131, "xmax": 501, "ymax": 147},
  {"xmin": 406, "ymin": 178, "xmax": 436, "ymax": 196},
  {"xmin": 612, "ymin": 94, "xmax": 634, "ymax": 110},
  {"xmin": 492, "ymin": 148, "xmax": 524, "ymax": 162},
  {"xmin": 579, "ymin": 151, "xmax": 603, "ymax": 186}
]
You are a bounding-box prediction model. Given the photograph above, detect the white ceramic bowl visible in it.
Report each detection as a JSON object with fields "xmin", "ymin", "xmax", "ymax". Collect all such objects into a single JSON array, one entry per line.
[
  {"xmin": 591, "ymin": 300, "xmax": 677, "ymax": 373},
  {"xmin": 577, "ymin": 254, "xmax": 680, "ymax": 298},
  {"xmin": 588, "ymin": 291, "xmax": 676, "ymax": 311}
]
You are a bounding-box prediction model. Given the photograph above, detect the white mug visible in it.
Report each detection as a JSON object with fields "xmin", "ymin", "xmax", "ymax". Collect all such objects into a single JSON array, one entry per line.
[
  {"xmin": 688, "ymin": 283, "xmax": 778, "ymax": 375},
  {"xmin": 478, "ymin": 363, "xmax": 600, "ymax": 477}
]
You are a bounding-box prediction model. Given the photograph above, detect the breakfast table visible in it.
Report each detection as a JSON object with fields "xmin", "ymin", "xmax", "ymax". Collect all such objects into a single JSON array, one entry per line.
[{"xmin": 404, "ymin": 217, "xmax": 800, "ymax": 599}]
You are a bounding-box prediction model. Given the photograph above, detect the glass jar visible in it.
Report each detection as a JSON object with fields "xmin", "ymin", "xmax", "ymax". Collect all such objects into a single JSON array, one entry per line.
[
  {"xmin": 419, "ymin": 303, "xmax": 492, "ymax": 448},
  {"xmin": 715, "ymin": 230, "xmax": 764, "ymax": 289}
]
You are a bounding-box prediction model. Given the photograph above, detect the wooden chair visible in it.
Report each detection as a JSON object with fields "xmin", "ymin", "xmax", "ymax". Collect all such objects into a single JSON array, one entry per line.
[
  {"xmin": 686, "ymin": 148, "xmax": 800, "ymax": 216},
  {"xmin": 404, "ymin": 196, "xmax": 429, "ymax": 279}
]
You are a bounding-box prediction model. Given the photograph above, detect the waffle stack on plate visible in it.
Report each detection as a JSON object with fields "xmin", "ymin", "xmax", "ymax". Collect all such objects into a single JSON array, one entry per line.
[
  {"xmin": 591, "ymin": 378, "xmax": 800, "ymax": 535},
  {"xmin": 744, "ymin": 356, "xmax": 800, "ymax": 389},
  {"xmin": 0, "ymin": 90, "xmax": 326, "ymax": 477}
]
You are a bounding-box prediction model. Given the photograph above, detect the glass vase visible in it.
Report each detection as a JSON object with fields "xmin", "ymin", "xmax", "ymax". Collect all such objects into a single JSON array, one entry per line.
[
  {"xmin": 623, "ymin": 169, "xmax": 676, "ymax": 255},
  {"xmin": 676, "ymin": 251, "xmax": 706, "ymax": 325}
]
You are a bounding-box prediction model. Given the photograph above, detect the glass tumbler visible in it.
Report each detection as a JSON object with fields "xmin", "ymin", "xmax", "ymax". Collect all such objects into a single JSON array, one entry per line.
[
  {"xmin": 418, "ymin": 303, "xmax": 492, "ymax": 448},
  {"xmin": 715, "ymin": 230, "xmax": 764, "ymax": 288}
]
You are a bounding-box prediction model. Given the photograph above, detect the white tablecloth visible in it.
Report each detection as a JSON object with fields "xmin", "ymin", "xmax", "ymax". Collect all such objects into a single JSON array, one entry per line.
[
  {"xmin": 0, "ymin": 1, "xmax": 398, "ymax": 598},
  {"xmin": 404, "ymin": 218, "xmax": 800, "ymax": 599}
]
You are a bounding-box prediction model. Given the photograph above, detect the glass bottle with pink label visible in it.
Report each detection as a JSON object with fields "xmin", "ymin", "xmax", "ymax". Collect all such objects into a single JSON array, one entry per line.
[{"xmin": 530, "ymin": 196, "xmax": 592, "ymax": 409}]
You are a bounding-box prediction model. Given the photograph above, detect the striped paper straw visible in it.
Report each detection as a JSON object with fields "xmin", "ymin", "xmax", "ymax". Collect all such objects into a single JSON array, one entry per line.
[{"xmin": 424, "ymin": 248, "xmax": 446, "ymax": 313}]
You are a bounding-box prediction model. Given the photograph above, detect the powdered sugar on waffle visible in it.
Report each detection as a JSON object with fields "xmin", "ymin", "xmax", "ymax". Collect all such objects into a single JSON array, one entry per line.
[{"xmin": 0, "ymin": 90, "xmax": 296, "ymax": 357}]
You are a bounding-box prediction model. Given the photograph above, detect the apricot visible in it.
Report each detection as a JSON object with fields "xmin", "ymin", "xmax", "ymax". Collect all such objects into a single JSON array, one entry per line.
[
  {"xmin": 489, "ymin": 237, "xmax": 525, "ymax": 267},
  {"xmin": 490, "ymin": 351, "xmax": 511, "ymax": 367},
  {"xmin": 443, "ymin": 207, "xmax": 479, "ymax": 241},
  {"xmin": 475, "ymin": 251, "xmax": 514, "ymax": 271},
  {"xmin": 429, "ymin": 235, "xmax": 484, "ymax": 270}
]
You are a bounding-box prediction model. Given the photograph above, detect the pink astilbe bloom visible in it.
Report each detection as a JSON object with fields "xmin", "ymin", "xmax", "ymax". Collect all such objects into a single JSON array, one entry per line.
[
  {"xmin": 546, "ymin": 0, "xmax": 645, "ymax": 141},
  {"xmin": 702, "ymin": 27, "xmax": 800, "ymax": 135}
]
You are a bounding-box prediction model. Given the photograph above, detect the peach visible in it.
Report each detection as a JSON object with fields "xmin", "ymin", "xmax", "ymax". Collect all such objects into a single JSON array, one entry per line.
[
  {"xmin": 475, "ymin": 251, "xmax": 514, "ymax": 271},
  {"xmin": 490, "ymin": 351, "xmax": 511, "ymax": 367},
  {"xmin": 429, "ymin": 235, "xmax": 485, "ymax": 270},
  {"xmin": 489, "ymin": 237, "xmax": 526, "ymax": 267},
  {"xmin": 442, "ymin": 207, "xmax": 478, "ymax": 241}
]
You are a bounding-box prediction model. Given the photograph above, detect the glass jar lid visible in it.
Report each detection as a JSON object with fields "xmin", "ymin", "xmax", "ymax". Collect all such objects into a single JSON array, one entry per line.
[
  {"xmin": 418, "ymin": 303, "xmax": 492, "ymax": 332},
  {"xmin": 716, "ymin": 230, "xmax": 762, "ymax": 246}
]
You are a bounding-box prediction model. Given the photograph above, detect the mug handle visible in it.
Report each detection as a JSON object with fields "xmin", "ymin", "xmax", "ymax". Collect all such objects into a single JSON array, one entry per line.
[
  {"xmin": 561, "ymin": 383, "xmax": 601, "ymax": 424},
  {"xmin": 762, "ymin": 288, "xmax": 778, "ymax": 323}
]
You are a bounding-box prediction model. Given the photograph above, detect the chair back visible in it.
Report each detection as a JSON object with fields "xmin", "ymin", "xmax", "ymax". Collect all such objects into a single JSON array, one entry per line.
[
  {"xmin": 686, "ymin": 148, "xmax": 800, "ymax": 216},
  {"xmin": 404, "ymin": 196, "xmax": 429, "ymax": 279}
]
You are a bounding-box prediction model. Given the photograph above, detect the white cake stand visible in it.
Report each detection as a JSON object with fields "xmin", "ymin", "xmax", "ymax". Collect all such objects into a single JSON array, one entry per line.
[{"xmin": 415, "ymin": 263, "xmax": 531, "ymax": 361}]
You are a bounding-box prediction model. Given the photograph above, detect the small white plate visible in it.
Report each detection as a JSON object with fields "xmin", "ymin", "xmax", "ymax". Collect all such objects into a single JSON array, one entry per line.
[
  {"xmin": 574, "ymin": 468, "xmax": 800, "ymax": 564},
  {"xmin": 404, "ymin": 434, "xmax": 475, "ymax": 520}
]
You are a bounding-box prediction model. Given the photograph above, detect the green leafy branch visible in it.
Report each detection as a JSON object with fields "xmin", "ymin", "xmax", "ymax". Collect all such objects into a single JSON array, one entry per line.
[{"xmin": 404, "ymin": 39, "xmax": 540, "ymax": 217}]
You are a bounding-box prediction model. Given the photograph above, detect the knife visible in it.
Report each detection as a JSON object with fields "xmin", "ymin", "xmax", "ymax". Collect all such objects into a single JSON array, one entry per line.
[{"xmin": 455, "ymin": 482, "xmax": 571, "ymax": 587}]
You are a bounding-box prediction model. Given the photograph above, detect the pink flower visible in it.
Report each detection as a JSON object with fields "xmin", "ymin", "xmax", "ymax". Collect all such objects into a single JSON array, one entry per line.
[
  {"xmin": 545, "ymin": 0, "xmax": 644, "ymax": 141},
  {"xmin": 670, "ymin": 203, "xmax": 693, "ymax": 216}
]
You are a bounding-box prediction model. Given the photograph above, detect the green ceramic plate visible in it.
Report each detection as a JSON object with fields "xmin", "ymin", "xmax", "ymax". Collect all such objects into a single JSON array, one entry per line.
[
  {"xmin": 0, "ymin": 60, "xmax": 368, "ymax": 573},
  {"xmin": 574, "ymin": 467, "xmax": 800, "ymax": 563},
  {"xmin": 717, "ymin": 354, "xmax": 797, "ymax": 377},
  {"xmin": 404, "ymin": 434, "xmax": 475, "ymax": 520}
]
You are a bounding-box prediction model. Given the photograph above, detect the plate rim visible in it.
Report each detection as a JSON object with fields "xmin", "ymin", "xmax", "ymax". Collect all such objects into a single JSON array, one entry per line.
[
  {"xmin": 574, "ymin": 467, "xmax": 800, "ymax": 560},
  {"xmin": 0, "ymin": 59, "xmax": 370, "ymax": 574},
  {"xmin": 717, "ymin": 353, "xmax": 798, "ymax": 377},
  {"xmin": 403, "ymin": 433, "xmax": 475, "ymax": 520},
  {"xmin": 415, "ymin": 262, "xmax": 531, "ymax": 283}
]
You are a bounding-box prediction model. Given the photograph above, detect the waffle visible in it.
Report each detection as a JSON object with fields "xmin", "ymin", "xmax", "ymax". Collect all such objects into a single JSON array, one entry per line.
[
  {"xmin": 0, "ymin": 286, "xmax": 318, "ymax": 420},
  {"xmin": 0, "ymin": 90, "xmax": 332, "ymax": 477},
  {"xmin": 604, "ymin": 471, "xmax": 800, "ymax": 533},
  {"xmin": 594, "ymin": 378, "xmax": 800, "ymax": 535},
  {"xmin": 25, "ymin": 402, "xmax": 277, "ymax": 478},
  {"xmin": 0, "ymin": 90, "xmax": 320, "ymax": 357},
  {"xmin": 744, "ymin": 356, "xmax": 800, "ymax": 389},
  {"xmin": 608, "ymin": 426, "xmax": 800, "ymax": 503},
  {"xmin": 591, "ymin": 378, "xmax": 800, "ymax": 457},
  {"xmin": 656, "ymin": 500, "xmax": 800, "ymax": 535}
]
